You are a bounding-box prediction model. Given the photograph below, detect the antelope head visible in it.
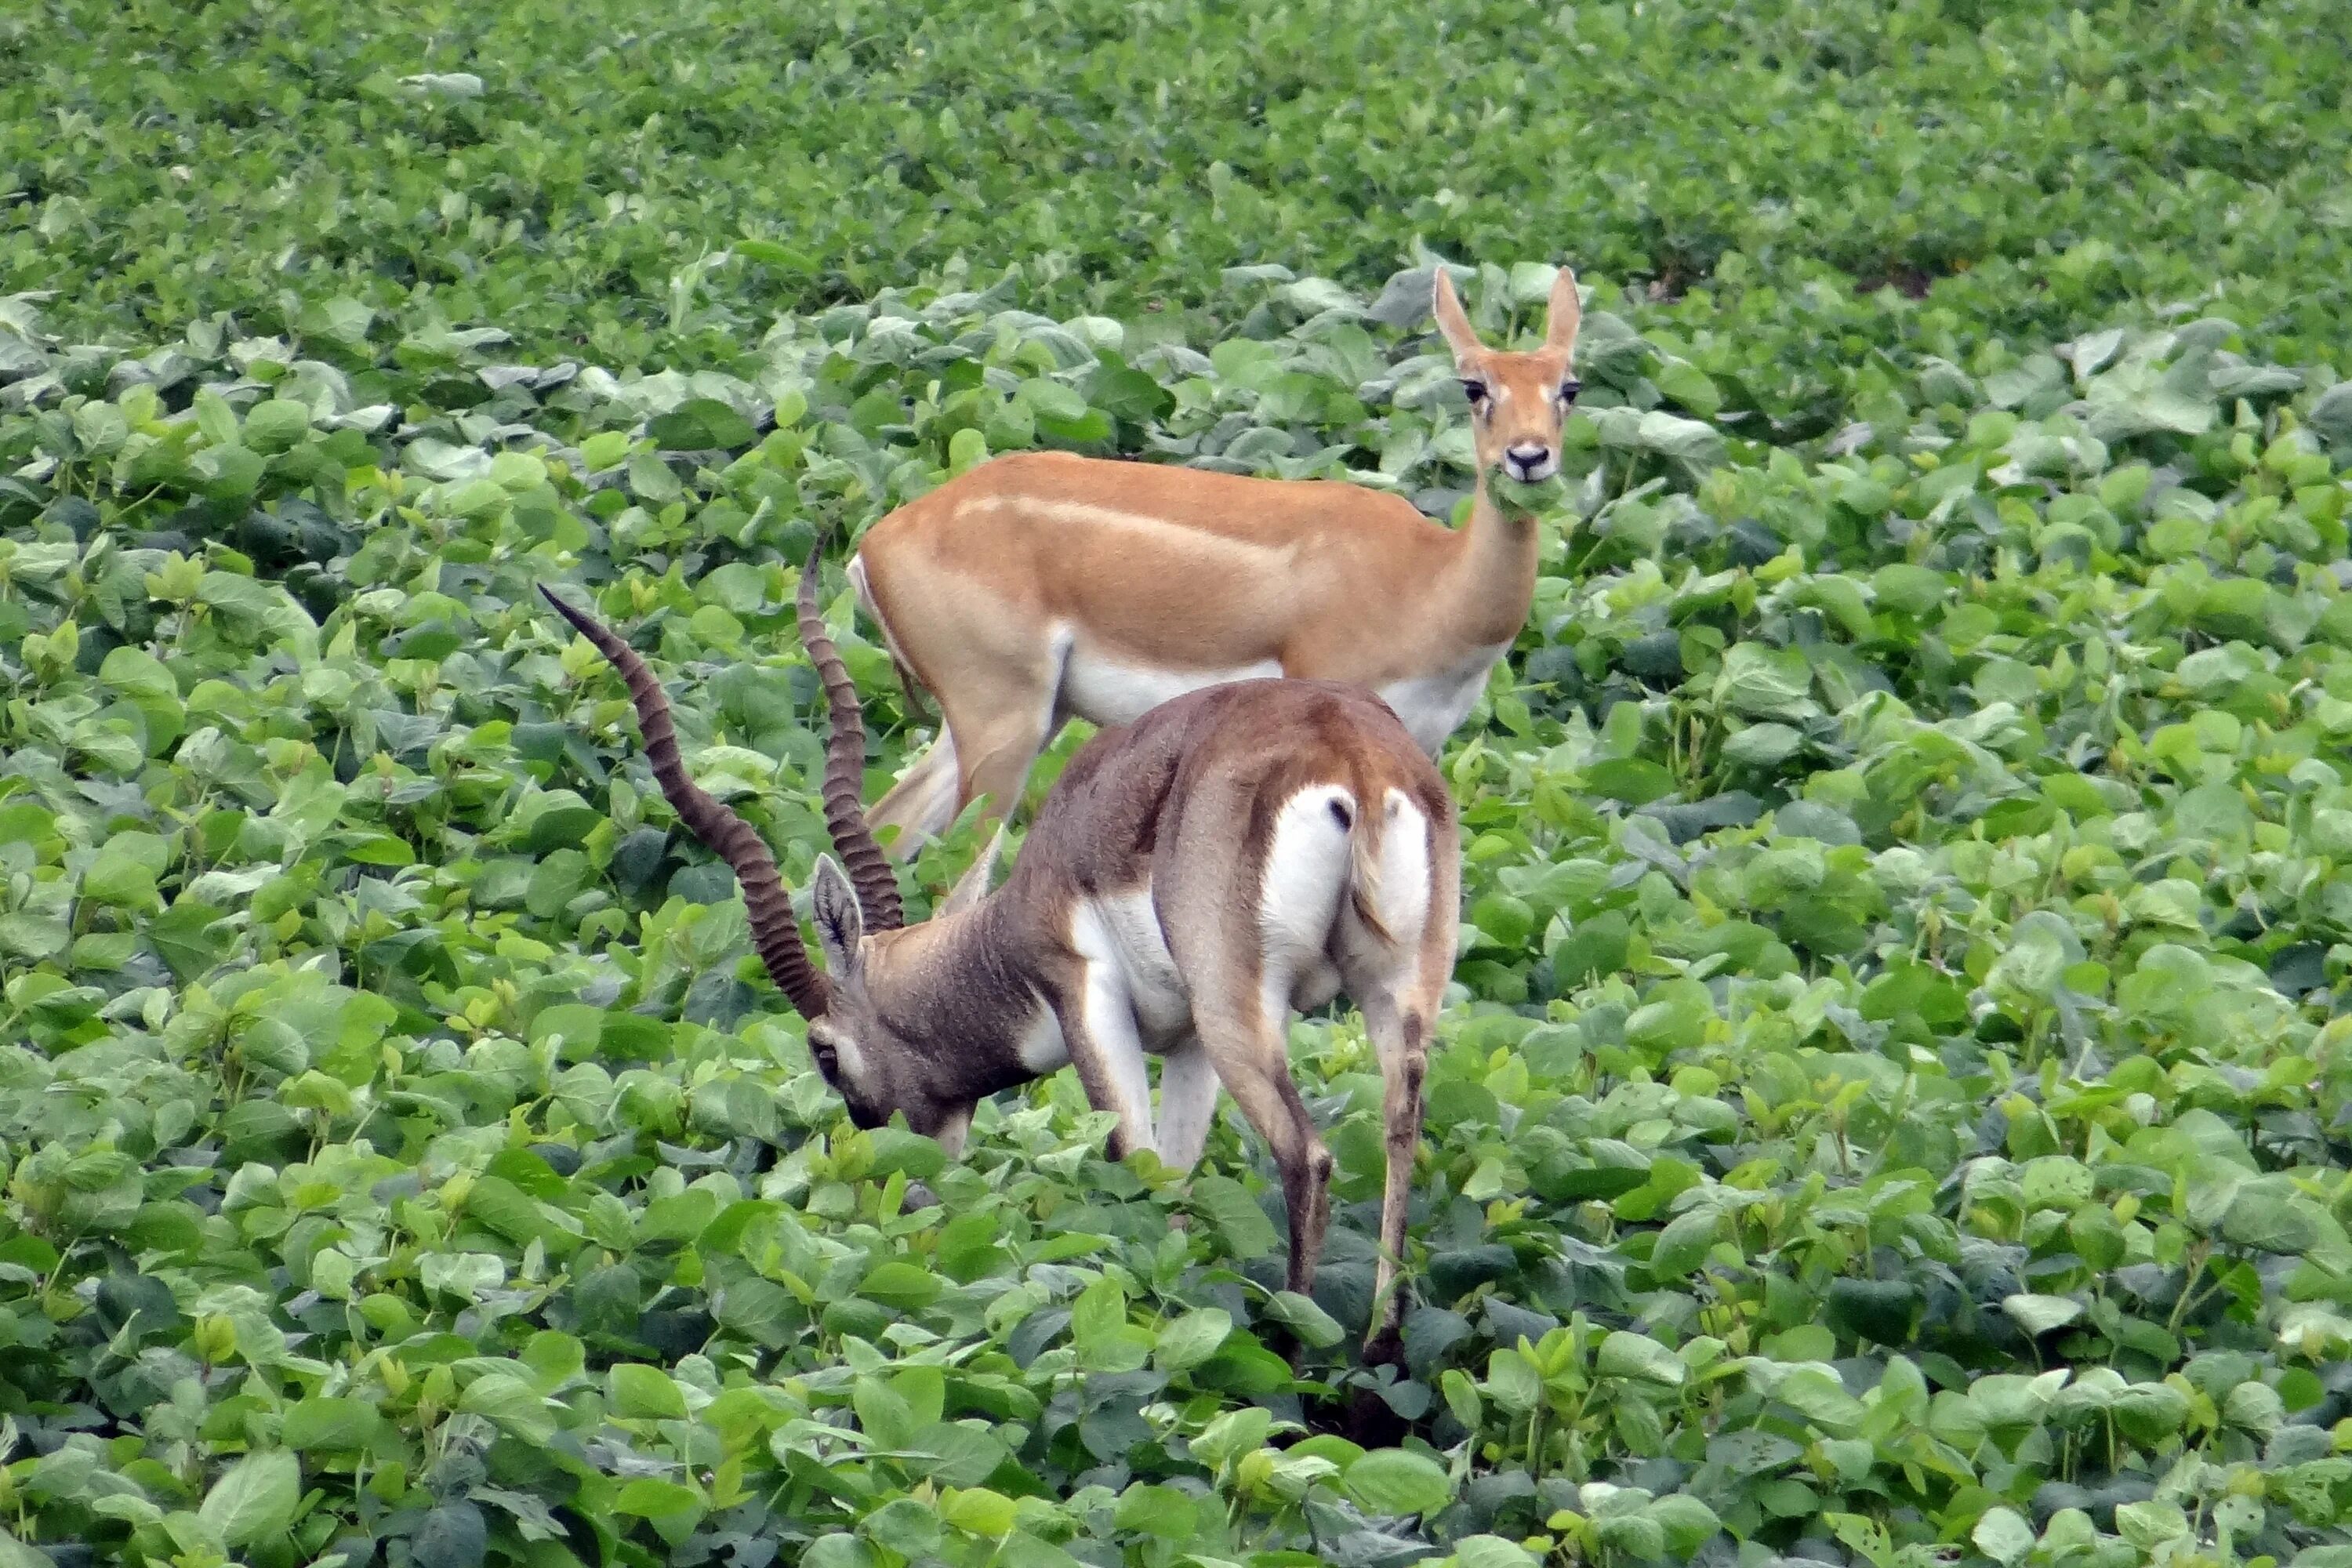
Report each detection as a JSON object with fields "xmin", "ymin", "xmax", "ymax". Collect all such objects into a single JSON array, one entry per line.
[
  {"xmin": 1432, "ymin": 263, "xmax": 1582, "ymax": 485},
  {"xmin": 540, "ymin": 565, "xmax": 979, "ymax": 1142}
]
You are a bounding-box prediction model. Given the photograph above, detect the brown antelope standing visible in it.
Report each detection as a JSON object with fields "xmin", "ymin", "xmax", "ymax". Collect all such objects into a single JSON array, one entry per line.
[
  {"xmin": 540, "ymin": 565, "xmax": 1461, "ymax": 1358},
  {"xmin": 849, "ymin": 265, "xmax": 1581, "ymax": 855}
]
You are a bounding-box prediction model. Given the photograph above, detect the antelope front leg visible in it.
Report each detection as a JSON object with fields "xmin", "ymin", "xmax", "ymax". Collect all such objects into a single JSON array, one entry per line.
[
  {"xmin": 944, "ymin": 673, "xmax": 1061, "ymax": 844},
  {"xmin": 1152, "ymin": 1037, "xmax": 1219, "ymax": 1174},
  {"xmin": 1147, "ymin": 1037, "xmax": 1219, "ymax": 1234},
  {"xmin": 1054, "ymin": 960, "xmax": 1157, "ymax": 1161}
]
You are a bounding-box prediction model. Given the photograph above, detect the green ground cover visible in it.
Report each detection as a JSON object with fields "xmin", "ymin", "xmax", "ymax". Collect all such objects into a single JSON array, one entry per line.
[
  {"xmin": 9, "ymin": 0, "xmax": 2351, "ymax": 426},
  {"xmin": 5, "ymin": 2, "xmax": 2352, "ymax": 1567}
]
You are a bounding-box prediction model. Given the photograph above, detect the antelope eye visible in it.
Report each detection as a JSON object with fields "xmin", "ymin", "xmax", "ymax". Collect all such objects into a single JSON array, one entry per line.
[
  {"xmin": 1556, "ymin": 379, "xmax": 1582, "ymax": 406},
  {"xmin": 1458, "ymin": 378, "xmax": 1491, "ymax": 408},
  {"xmin": 808, "ymin": 1036, "xmax": 839, "ymax": 1074}
]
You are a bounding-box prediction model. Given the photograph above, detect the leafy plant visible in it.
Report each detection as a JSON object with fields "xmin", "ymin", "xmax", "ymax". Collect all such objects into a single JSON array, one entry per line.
[{"xmin": 3, "ymin": 9, "xmax": 2352, "ymax": 1561}]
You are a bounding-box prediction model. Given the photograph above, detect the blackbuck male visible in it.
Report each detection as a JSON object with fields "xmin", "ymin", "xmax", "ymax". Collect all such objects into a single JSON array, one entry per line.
[
  {"xmin": 850, "ymin": 264, "xmax": 1582, "ymax": 855},
  {"xmin": 540, "ymin": 565, "xmax": 1462, "ymax": 1358}
]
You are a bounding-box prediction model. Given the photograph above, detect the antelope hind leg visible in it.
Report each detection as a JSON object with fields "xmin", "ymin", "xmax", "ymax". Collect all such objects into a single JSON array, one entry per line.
[
  {"xmin": 866, "ymin": 730, "xmax": 964, "ymax": 858},
  {"xmin": 1356, "ymin": 992, "xmax": 1430, "ymax": 1367},
  {"xmin": 1192, "ymin": 993, "xmax": 1333, "ymax": 1299}
]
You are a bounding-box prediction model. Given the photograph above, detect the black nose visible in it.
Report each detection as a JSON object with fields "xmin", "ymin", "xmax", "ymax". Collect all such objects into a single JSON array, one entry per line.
[{"xmin": 1505, "ymin": 443, "xmax": 1552, "ymax": 472}]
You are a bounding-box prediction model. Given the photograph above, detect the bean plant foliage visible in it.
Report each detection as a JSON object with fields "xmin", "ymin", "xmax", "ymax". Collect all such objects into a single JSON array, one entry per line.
[
  {"xmin": 6, "ymin": 243, "xmax": 2352, "ymax": 1568},
  {"xmin": 11, "ymin": 0, "xmax": 2352, "ymax": 441}
]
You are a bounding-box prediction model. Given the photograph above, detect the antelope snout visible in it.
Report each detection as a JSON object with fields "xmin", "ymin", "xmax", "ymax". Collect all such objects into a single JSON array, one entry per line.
[{"xmin": 1503, "ymin": 442, "xmax": 1557, "ymax": 482}]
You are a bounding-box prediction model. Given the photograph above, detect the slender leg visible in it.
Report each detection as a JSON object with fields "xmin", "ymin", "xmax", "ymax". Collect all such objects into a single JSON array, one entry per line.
[
  {"xmin": 956, "ymin": 720, "xmax": 1056, "ymax": 833},
  {"xmin": 866, "ymin": 729, "xmax": 964, "ymax": 856},
  {"xmin": 1353, "ymin": 989, "xmax": 1428, "ymax": 1364},
  {"xmin": 1057, "ymin": 963, "xmax": 1156, "ymax": 1160},
  {"xmin": 1152, "ymin": 1036, "xmax": 1221, "ymax": 1172},
  {"xmin": 858, "ymin": 563, "xmax": 1058, "ymax": 848},
  {"xmin": 943, "ymin": 664, "xmax": 1061, "ymax": 837},
  {"xmin": 1342, "ymin": 788, "xmax": 1452, "ymax": 1365},
  {"xmin": 1192, "ymin": 975, "xmax": 1332, "ymax": 1295}
]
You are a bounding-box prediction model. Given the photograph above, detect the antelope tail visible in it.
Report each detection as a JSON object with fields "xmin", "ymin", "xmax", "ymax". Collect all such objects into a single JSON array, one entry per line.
[{"xmin": 1347, "ymin": 789, "xmax": 1392, "ymax": 946}]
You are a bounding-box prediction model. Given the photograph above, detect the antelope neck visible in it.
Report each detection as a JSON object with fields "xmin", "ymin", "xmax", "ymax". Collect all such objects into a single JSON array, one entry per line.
[
  {"xmin": 1432, "ymin": 476, "xmax": 1544, "ymax": 651},
  {"xmin": 860, "ymin": 887, "xmax": 1057, "ymax": 1104}
]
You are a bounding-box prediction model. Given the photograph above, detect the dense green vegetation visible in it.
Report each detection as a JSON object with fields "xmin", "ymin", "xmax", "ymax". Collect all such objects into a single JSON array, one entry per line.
[
  {"xmin": 5, "ymin": 2, "xmax": 2352, "ymax": 1567},
  {"xmin": 10, "ymin": 0, "xmax": 2351, "ymax": 431}
]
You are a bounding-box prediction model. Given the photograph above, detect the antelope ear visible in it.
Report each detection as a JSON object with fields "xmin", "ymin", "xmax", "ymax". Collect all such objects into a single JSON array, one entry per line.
[
  {"xmin": 1546, "ymin": 266, "xmax": 1582, "ymax": 357},
  {"xmin": 1430, "ymin": 267, "xmax": 1484, "ymax": 365},
  {"xmin": 811, "ymin": 855, "xmax": 865, "ymax": 977}
]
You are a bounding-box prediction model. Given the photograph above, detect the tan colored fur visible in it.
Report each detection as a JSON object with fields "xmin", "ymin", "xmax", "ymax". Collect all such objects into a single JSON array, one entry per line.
[{"xmin": 853, "ymin": 266, "xmax": 1582, "ymax": 854}]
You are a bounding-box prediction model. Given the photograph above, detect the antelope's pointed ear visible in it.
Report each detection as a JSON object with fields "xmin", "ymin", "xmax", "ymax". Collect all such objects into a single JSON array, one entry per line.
[
  {"xmin": 811, "ymin": 855, "xmax": 864, "ymax": 976},
  {"xmin": 1430, "ymin": 267, "xmax": 1483, "ymax": 365},
  {"xmin": 1546, "ymin": 266, "xmax": 1582, "ymax": 356}
]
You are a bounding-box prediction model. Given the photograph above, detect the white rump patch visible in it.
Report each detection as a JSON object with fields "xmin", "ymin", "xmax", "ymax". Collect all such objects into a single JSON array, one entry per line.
[
  {"xmin": 1259, "ymin": 784, "xmax": 1356, "ymax": 966},
  {"xmin": 1368, "ymin": 789, "xmax": 1434, "ymax": 952}
]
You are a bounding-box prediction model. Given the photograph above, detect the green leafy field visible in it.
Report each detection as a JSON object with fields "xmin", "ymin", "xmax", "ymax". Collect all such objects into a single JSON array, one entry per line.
[
  {"xmin": 13, "ymin": 0, "xmax": 2352, "ymax": 428},
  {"xmin": 7, "ymin": 4, "xmax": 2352, "ymax": 1568}
]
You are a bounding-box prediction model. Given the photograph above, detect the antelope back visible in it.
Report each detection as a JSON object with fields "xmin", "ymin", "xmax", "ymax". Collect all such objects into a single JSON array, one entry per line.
[{"xmin": 1011, "ymin": 678, "xmax": 1456, "ymax": 955}]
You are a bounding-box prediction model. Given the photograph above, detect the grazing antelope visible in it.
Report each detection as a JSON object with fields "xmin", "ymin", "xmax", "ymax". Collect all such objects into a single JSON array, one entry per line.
[
  {"xmin": 539, "ymin": 568, "xmax": 1461, "ymax": 1357},
  {"xmin": 850, "ymin": 264, "xmax": 1582, "ymax": 855}
]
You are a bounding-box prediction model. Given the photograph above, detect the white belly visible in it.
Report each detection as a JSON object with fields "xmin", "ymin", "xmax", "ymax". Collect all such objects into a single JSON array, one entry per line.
[
  {"xmin": 1377, "ymin": 643, "xmax": 1511, "ymax": 752},
  {"xmin": 1014, "ymin": 1004, "xmax": 1071, "ymax": 1073},
  {"xmin": 1071, "ymin": 887, "xmax": 1193, "ymax": 1046},
  {"xmin": 1058, "ymin": 633, "xmax": 1282, "ymax": 728}
]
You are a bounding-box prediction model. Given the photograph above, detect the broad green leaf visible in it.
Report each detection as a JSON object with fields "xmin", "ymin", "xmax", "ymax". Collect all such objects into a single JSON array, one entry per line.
[
  {"xmin": 1595, "ymin": 1330, "xmax": 1686, "ymax": 1386},
  {"xmin": 858, "ymin": 1260, "xmax": 943, "ymax": 1311},
  {"xmin": 1344, "ymin": 1448, "xmax": 1452, "ymax": 1517},
  {"xmin": 1152, "ymin": 1307, "xmax": 1234, "ymax": 1372},
  {"xmin": 280, "ymin": 1395, "xmax": 380, "ymax": 1451},
  {"xmin": 2002, "ymin": 1293, "xmax": 2086, "ymax": 1336},
  {"xmin": 609, "ymin": 1363, "xmax": 689, "ymax": 1421},
  {"xmin": 198, "ymin": 1450, "xmax": 300, "ymax": 1548},
  {"xmin": 459, "ymin": 1372, "xmax": 558, "ymax": 1445},
  {"xmin": 1973, "ymin": 1505, "xmax": 2034, "ymax": 1566},
  {"xmin": 412, "ymin": 1502, "xmax": 489, "ymax": 1568},
  {"xmin": 1264, "ymin": 1290, "xmax": 1344, "ymax": 1348},
  {"xmin": 1188, "ymin": 1174, "xmax": 1279, "ymax": 1259}
]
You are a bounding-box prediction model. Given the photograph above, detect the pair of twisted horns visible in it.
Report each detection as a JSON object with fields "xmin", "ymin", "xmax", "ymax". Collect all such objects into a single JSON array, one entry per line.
[{"xmin": 538, "ymin": 553, "xmax": 903, "ymax": 1019}]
